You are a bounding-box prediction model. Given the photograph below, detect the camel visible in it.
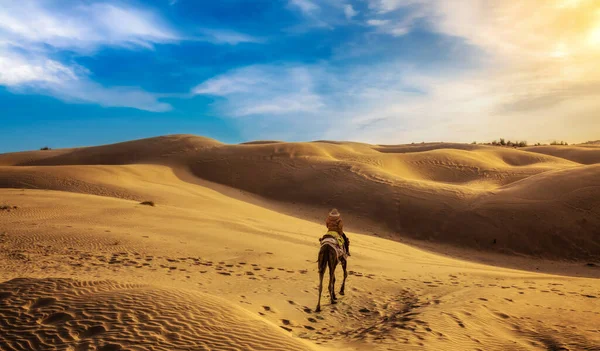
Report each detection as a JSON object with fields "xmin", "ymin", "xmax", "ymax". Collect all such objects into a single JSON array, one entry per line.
[{"xmin": 315, "ymin": 241, "xmax": 348, "ymax": 313}]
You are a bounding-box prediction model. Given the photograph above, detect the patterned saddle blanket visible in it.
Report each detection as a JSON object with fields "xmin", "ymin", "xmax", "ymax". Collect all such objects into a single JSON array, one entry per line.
[{"xmin": 320, "ymin": 236, "xmax": 347, "ymax": 260}]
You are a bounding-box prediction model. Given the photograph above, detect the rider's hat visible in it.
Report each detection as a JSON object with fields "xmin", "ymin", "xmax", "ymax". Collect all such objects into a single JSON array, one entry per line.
[{"xmin": 328, "ymin": 208, "xmax": 340, "ymax": 217}]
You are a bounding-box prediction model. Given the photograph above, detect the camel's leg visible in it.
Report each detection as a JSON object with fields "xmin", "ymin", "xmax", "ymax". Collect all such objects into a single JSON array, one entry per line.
[
  {"xmin": 329, "ymin": 270, "xmax": 337, "ymax": 304},
  {"xmin": 316, "ymin": 269, "xmax": 324, "ymax": 312},
  {"xmin": 339, "ymin": 258, "xmax": 348, "ymax": 296},
  {"xmin": 328, "ymin": 252, "xmax": 337, "ymax": 304},
  {"xmin": 331, "ymin": 271, "xmax": 337, "ymax": 301},
  {"xmin": 316, "ymin": 247, "xmax": 328, "ymax": 313}
]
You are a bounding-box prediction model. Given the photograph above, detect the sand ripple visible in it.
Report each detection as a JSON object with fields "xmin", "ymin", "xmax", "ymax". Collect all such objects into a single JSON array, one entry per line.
[{"xmin": 0, "ymin": 278, "xmax": 313, "ymax": 351}]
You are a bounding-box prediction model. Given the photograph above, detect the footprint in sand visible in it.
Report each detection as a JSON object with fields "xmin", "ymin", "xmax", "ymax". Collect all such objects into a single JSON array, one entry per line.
[
  {"xmin": 84, "ymin": 325, "xmax": 107, "ymax": 337},
  {"xmin": 41, "ymin": 312, "xmax": 73, "ymax": 325},
  {"xmin": 97, "ymin": 343, "xmax": 123, "ymax": 351},
  {"xmin": 30, "ymin": 297, "xmax": 57, "ymax": 309},
  {"xmin": 494, "ymin": 312, "xmax": 510, "ymax": 319}
]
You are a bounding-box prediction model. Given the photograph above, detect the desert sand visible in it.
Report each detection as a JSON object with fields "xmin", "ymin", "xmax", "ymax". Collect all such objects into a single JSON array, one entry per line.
[{"xmin": 0, "ymin": 134, "xmax": 599, "ymax": 351}]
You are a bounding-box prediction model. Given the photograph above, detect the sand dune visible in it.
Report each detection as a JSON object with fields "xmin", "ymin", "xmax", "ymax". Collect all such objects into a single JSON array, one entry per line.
[
  {"xmin": 1, "ymin": 186, "xmax": 598, "ymax": 351},
  {"xmin": 1, "ymin": 135, "xmax": 600, "ymax": 350},
  {"xmin": 0, "ymin": 134, "xmax": 221, "ymax": 167},
  {"xmin": 0, "ymin": 278, "xmax": 314, "ymax": 351},
  {"xmin": 1, "ymin": 134, "xmax": 596, "ymax": 260},
  {"xmin": 524, "ymin": 145, "xmax": 600, "ymax": 164},
  {"xmin": 442, "ymin": 165, "xmax": 600, "ymax": 259}
]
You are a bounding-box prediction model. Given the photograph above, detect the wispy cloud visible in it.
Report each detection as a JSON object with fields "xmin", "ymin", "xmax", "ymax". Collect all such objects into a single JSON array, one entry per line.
[
  {"xmin": 0, "ymin": 51, "xmax": 171, "ymax": 112},
  {"xmin": 187, "ymin": 0, "xmax": 600, "ymax": 143},
  {"xmin": 0, "ymin": 0, "xmax": 179, "ymax": 111},
  {"xmin": 192, "ymin": 16, "xmax": 600, "ymax": 144},
  {"xmin": 199, "ymin": 29, "xmax": 264, "ymax": 45},
  {"xmin": 0, "ymin": 0, "xmax": 261, "ymax": 111},
  {"xmin": 331, "ymin": 0, "xmax": 600, "ymax": 143},
  {"xmin": 344, "ymin": 4, "xmax": 358, "ymax": 19},
  {"xmin": 366, "ymin": 18, "xmax": 412, "ymax": 36},
  {"xmin": 286, "ymin": 0, "xmax": 361, "ymax": 31},
  {"xmin": 289, "ymin": 0, "xmax": 320, "ymax": 15},
  {"xmin": 0, "ymin": 1, "xmax": 179, "ymax": 53},
  {"xmin": 192, "ymin": 65, "xmax": 324, "ymax": 117},
  {"xmin": 0, "ymin": 52, "xmax": 79, "ymax": 87}
]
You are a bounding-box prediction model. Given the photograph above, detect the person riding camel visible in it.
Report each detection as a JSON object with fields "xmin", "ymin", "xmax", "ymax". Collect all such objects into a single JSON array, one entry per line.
[{"xmin": 325, "ymin": 208, "xmax": 350, "ymax": 256}]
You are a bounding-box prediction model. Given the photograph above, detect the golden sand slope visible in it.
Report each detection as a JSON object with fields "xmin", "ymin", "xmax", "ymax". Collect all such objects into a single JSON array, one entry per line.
[
  {"xmin": 1, "ymin": 187, "xmax": 599, "ymax": 351},
  {"xmin": 0, "ymin": 278, "xmax": 313, "ymax": 351},
  {"xmin": 523, "ymin": 145, "xmax": 600, "ymax": 165},
  {"xmin": 1, "ymin": 134, "xmax": 598, "ymax": 260}
]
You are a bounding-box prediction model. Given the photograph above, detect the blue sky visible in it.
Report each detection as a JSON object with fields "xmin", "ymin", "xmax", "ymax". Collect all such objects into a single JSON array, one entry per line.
[{"xmin": 1, "ymin": 0, "xmax": 599, "ymax": 152}]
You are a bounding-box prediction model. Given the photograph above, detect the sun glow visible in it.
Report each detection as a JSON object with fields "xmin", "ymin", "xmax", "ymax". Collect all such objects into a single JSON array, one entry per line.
[{"xmin": 588, "ymin": 25, "xmax": 600, "ymax": 47}]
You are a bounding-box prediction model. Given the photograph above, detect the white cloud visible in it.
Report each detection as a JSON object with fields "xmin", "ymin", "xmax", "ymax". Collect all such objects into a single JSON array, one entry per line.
[
  {"xmin": 344, "ymin": 4, "xmax": 358, "ymax": 19},
  {"xmin": 0, "ymin": 51, "xmax": 170, "ymax": 112},
  {"xmin": 193, "ymin": 47, "xmax": 600, "ymax": 144},
  {"xmin": 289, "ymin": 0, "xmax": 320, "ymax": 15},
  {"xmin": 49, "ymin": 82, "xmax": 172, "ymax": 112},
  {"xmin": 0, "ymin": 0, "xmax": 178, "ymax": 111},
  {"xmin": 286, "ymin": 0, "xmax": 362, "ymax": 30},
  {"xmin": 0, "ymin": 53, "xmax": 78, "ymax": 86},
  {"xmin": 368, "ymin": 0, "xmax": 418, "ymax": 13},
  {"xmin": 188, "ymin": 0, "xmax": 600, "ymax": 143},
  {"xmin": 366, "ymin": 17, "xmax": 413, "ymax": 36},
  {"xmin": 326, "ymin": 0, "xmax": 599, "ymax": 143},
  {"xmin": 193, "ymin": 65, "xmax": 324, "ymax": 117},
  {"xmin": 199, "ymin": 30, "xmax": 264, "ymax": 45},
  {"xmin": 366, "ymin": 19, "xmax": 388, "ymax": 26},
  {"xmin": 0, "ymin": 1, "xmax": 179, "ymax": 53},
  {"xmin": 0, "ymin": 0, "xmax": 262, "ymax": 111}
]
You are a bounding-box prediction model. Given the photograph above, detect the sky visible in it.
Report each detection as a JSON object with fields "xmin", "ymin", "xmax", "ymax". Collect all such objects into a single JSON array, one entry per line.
[{"xmin": 1, "ymin": 0, "xmax": 599, "ymax": 152}]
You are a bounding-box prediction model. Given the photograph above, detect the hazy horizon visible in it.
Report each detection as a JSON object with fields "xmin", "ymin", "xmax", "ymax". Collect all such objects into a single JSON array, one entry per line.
[{"xmin": 1, "ymin": 133, "xmax": 596, "ymax": 155}]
